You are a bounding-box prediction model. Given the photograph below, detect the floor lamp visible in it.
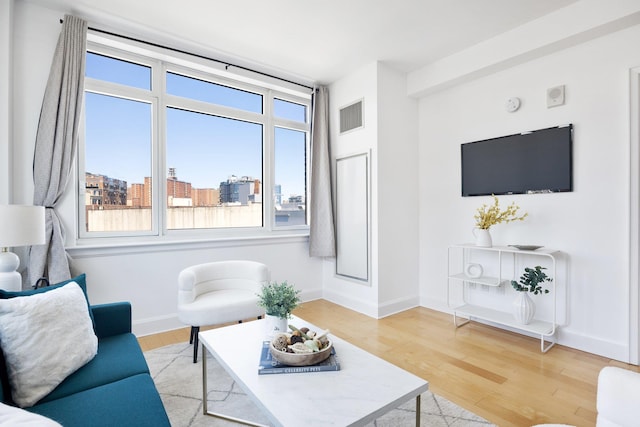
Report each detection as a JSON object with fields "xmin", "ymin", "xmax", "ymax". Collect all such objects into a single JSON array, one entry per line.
[{"xmin": 0, "ymin": 205, "xmax": 46, "ymax": 291}]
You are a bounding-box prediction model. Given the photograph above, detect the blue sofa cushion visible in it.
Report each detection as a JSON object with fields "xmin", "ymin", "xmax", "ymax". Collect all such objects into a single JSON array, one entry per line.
[
  {"xmin": 0, "ymin": 274, "xmax": 95, "ymax": 329},
  {"xmin": 91, "ymin": 302, "xmax": 132, "ymax": 339},
  {"xmin": 38, "ymin": 333, "xmax": 149, "ymax": 404},
  {"xmin": 27, "ymin": 374, "xmax": 171, "ymax": 427}
]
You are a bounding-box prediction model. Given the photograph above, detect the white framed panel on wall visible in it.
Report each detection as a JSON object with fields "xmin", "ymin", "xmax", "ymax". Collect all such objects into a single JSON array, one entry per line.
[
  {"xmin": 335, "ymin": 152, "xmax": 370, "ymax": 283},
  {"xmin": 630, "ymin": 66, "xmax": 640, "ymax": 365}
]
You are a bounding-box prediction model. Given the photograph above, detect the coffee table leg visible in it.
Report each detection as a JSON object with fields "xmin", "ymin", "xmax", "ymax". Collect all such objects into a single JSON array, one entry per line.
[
  {"xmin": 202, "ymin": 343, "xmax": 208, "ymax": 415},
  {"xmin": 415, "ymin": 394, "xmax": 421, "ymax": 427},
  {"xmin": 201, "ymin": 343, "xmax": 269, "ymax": 427}
]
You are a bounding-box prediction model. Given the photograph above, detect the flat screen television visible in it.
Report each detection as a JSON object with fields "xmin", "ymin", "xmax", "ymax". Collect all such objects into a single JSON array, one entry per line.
[{"xmin": 461, "ymin": 124, "xmax": 573, "ymax": 197}]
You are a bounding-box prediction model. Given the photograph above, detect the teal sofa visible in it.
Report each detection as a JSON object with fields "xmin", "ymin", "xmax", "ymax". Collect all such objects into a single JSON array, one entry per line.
[{"xmin": 0, "ymin": 297, "xmax": 170, "ymax": 426}]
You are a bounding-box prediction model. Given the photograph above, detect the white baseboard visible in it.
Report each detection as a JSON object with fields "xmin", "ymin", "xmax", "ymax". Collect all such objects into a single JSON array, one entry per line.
[
  {"xmin": 322, "ymin": 288, "xmax": 379, "ymax": 318},
  {"xmin": 377, "ymin": 296, "xmax": 420, "ymax": 318},
  {"xmin": 133, "ymin": 313, "xmax": 183, "ymax": 337},
  {"xmin": 322, "ymin": 289, "xmax": 418, "ymax": 319},
  {"xmin": 300, "ymin": 289, "xmax": 323, "ymax": 303},
  {"xmin": 557, "ymin": 329, "xmax": 630, "ymax": 363}
]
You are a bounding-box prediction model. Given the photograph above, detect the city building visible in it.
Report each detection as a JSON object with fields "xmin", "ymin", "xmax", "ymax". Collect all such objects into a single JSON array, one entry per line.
[
  {"xmin": 167, "ymin": 169, "xmax": 191, "ymax": 207},
  {"xmin": 274, "ymin": 184, "xmax": 282, "ymax": 205},
  {"xmin": 124, "ymin": 170, "xmax": 219, "ymax": 208},
  {"xmin": 219, "ymin": 176, "xmax": 261, "ymax": 205},
  {"xmin": 192, "ymin": 188, "xmax": 219, "ymax": 207},
  {"xmin": 85, "ymin": 173, "xmax": 127, "ymax": 208}
]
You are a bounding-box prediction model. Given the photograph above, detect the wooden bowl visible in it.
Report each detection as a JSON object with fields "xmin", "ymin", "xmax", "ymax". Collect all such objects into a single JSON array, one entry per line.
[{"xmin": 270, "ymin": 340, "xmax": 333, "ymax": 367}]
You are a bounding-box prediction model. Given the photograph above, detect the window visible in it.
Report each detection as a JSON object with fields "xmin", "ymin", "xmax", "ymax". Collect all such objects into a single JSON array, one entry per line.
[
  {"xmin": 165, "ymin": 108, "xmax": 263, "ymax": 229},
  {"xmin": 84, "ymin": 92, "xmax": 153, "ymax": 232},
  {"xmin": 166, "ymin": 72, "xmax": 262, "ymax": 113},
  {"xmin": 80, "ymin": 38, "xmax": 311, "ymax": 240},
  {"xmin": 86, "ymin": 52, "xmax": 151, "ymax": 90},
  {"xmin": 274, "ymin": 127, "xmax": 307, "ymax": 226}
]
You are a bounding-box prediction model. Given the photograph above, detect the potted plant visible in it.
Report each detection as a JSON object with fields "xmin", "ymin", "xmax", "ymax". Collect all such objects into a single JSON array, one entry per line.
[
  {"xmin": 510, "ymin": 266, "xmax": 552, "ymax": 324},
  {"xmin": 257, "ymin": 281, "xmax": 301, "ymax": 336},
  {"xmin": 473, "ymin": 195, "xmax": 527, "ymax": 247}
]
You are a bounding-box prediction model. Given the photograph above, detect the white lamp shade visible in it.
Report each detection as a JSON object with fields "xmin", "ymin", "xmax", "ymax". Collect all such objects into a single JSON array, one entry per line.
[{"xmin": 0, "ymin": 205, "xmax": 46, "ymax": 248}]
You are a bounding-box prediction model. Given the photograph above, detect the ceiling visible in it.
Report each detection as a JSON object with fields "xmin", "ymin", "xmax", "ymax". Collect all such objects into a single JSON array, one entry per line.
[{"xmin": 31, "ymin": 0, "xmax": 579, "ymax": 85}]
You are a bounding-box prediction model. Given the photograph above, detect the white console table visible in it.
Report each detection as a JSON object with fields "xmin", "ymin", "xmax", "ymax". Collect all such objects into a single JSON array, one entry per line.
[{"xmin": 447, "ymin": 244, "xmax": 560, "ymax": 353}]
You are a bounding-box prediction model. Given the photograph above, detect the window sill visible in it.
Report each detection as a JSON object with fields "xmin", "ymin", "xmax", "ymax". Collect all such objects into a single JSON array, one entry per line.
[{"xmin": 66, "ymin": 232, "xmax": 309, "ymax": 258}]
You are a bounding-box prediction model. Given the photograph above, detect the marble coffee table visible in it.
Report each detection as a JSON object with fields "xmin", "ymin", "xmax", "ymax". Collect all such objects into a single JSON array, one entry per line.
[{"xmin": 199, "ymin": 315, "xmax": 429, "ymax": 426}]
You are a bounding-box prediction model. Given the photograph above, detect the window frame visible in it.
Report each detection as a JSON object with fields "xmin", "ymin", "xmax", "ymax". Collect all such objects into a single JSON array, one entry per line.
[{"xmin": 77, "ymin": 35, "xmax": 312, "ymax": 244}]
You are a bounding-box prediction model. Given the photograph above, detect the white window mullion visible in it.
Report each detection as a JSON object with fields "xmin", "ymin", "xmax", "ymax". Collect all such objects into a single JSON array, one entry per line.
[
  {"xmin": 76, "ymin": 97, "xmax": 88, "ymax": 239},
  {"xmin": 153, "ymin": 60, "xmax": 165, "ymax": 236},
  {"xmin": 165, "ymin": 94, "xmax": 264, "ymax": 125},
  {"xmin": 264, "ymin": 90, "xmax": 275, "ymax": 231}
]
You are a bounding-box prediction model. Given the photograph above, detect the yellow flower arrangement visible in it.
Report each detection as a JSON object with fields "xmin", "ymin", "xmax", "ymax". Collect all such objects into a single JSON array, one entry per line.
[{"xmin": 474, "ymin": 195, "xmax": 527, "ymax": 230}]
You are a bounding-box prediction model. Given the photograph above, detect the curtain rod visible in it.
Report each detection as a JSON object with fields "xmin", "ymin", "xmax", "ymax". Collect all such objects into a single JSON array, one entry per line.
[{"xmin": 60, "ymin": 19, "xmax": 315, "ymax": 91}]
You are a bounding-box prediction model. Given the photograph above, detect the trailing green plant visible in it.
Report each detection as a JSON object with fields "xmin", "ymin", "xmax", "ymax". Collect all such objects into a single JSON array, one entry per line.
[
  {"xmin": 257, "ymin": 281, "xmax": 301, "ymax": 319},
  {"xmin": 511, "ymin": 266, "xmax": 552, "ymax": 295}
]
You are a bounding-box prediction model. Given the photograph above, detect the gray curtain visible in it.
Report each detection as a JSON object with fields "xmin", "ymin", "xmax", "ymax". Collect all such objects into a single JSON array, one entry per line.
[
  {"xmin": 28, "ymin": 15, "xmax": 87, "ymax": 286},
  {"xmin": 309, "ymin": 87, "xmax": 336, "ymax": 257}
]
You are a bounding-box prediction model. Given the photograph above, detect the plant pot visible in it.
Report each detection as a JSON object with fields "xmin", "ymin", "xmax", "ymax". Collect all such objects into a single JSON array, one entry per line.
[
  {"xmin": 472, "ymin": 228, "xmax": 492, "ymax": 247},
  {"xmin": 265, "ymin": 314, "xmax": 288, "ymax": 338},
  {"xmin": 513, "ymin": 292, "xmax": 535, "ymax": 324}
]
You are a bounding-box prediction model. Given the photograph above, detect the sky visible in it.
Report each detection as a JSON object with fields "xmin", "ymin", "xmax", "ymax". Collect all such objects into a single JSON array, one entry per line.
[{"xmin": 84, "ymin": 52, "xmax": 307, "ymax": 198}]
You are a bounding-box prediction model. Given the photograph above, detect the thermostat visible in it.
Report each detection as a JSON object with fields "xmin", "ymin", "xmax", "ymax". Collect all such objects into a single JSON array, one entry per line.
[{"xmin": 505, "ymin": 97, "xmax": 521, "ymax": 113}]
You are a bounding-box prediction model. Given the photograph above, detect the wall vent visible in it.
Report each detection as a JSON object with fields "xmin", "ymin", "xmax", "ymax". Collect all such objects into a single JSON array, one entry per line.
[{"xmin": 339, "ymin": 99, "xmax": 363, "ymax": 134}]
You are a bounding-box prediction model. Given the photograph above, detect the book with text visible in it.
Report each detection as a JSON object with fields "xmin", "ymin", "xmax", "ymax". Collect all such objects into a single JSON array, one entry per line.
[{"xmin": 258, "ymin": 341, "xmax": 341, "ymax": 375}]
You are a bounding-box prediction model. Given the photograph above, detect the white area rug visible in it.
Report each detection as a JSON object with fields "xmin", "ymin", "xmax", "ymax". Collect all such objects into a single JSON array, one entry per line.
[{"xmin": 144, "ymin": 342, "xmax": 496, "ymax": 427}]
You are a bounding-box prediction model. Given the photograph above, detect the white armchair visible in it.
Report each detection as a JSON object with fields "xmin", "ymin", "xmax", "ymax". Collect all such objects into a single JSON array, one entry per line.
[
  {"xmin": 596, "ymin": 366, "xmax": 640, "ymax": 427},
  {"xmin": 178, "ymin": 260, "xmax": 269, "ymax": 362}
]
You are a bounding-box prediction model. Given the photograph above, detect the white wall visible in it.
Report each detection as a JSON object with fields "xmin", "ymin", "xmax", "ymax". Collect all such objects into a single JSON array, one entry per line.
[
  {"xmin": 0, "ymin": 0, "xmax": 14, "ymax": 203},
  {"xmin": 68, "ymin": 238, "xmax": 321, "ymax": 335},
  {"xmin": 377, "ymin": 63, "xmax": 419, "ymax": 312},
  {"xmin": 416, "ymin": 22, "xmax": 640, "ymax": 362},
  {"xmin": 11, "ymin": 0, "xmax": 56, "ymax": 206},
  {"xmin": 324, "ymin": 62, "xmax": 380, "ymax": 316},
  {"xmin": 9, "ymin": 1, "xmax": 324, "ymax": 336},
  {"xmin": 324, "ymin": 62, "xmax": 420, "ymax": 318}
]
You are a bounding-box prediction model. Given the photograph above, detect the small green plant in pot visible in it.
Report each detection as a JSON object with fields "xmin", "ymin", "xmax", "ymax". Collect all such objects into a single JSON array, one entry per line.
[
  {"xmin": 510, "ymin": 266, "xmax": 552, "ymax": 325},
  {"xmin": 257, "ymin": 281, "xmax": 301, "ymax": 318},
  {"xmin": 258, "ymin": 281, "xmax": 301, "ymax": 337}
]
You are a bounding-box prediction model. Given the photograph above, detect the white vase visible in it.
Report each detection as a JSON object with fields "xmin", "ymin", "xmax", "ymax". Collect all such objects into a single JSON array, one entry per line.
[
  {"xmin": 464, "ymin": 263, "xmax": 483, "ymax": 279},
  {"xmin": 472, "ymin": 228, "xmax": 492, "ymax": 247},
  {"xmin": 265, "ymin": 314, "xmax": 288, "ymax": 338},
  {"xmin": 513, "ymin": 292, "xmax": 535, "ymax": 324}
]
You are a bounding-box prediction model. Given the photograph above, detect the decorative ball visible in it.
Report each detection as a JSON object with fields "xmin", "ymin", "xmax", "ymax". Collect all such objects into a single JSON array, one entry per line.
[{"xmin": 271, "ymin": 334, "xmax": 289, "ymax": 352}]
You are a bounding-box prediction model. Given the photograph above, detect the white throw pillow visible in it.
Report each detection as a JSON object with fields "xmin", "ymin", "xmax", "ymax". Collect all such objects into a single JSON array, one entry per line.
[
  {"xmin": 0, "ymin": 282, "xmax": 98, "ymax": 407},
  {"xmin": 0, "ymin": 402, "xmax": 61, "ymax": 426}
]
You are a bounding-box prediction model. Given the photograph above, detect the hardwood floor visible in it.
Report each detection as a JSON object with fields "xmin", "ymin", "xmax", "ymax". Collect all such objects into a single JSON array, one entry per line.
[{"xmin": 139, "ymin": 300, "xmax": 638, "ymax": 426}]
